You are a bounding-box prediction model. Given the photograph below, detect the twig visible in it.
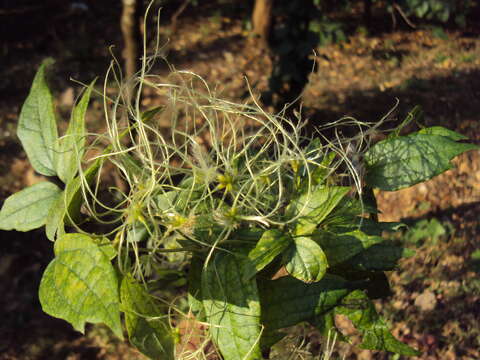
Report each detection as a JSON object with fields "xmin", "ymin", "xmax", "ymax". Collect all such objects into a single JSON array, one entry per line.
[
  {"xmin": 393, "ymin": 2, "xmax": 417, "ymax": 29},
  {"xmin": 170, "ymin": 0, "xmax": 190, "ymax": 34}
]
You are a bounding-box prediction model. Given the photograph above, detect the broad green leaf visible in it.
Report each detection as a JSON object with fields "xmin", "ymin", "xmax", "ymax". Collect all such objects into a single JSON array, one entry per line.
[
  {"xmin": 55, "ymin": 80, "xmax": 95, "ymax": 183},
  {"xmin": 283, "ymin": 236, "xmax": 328, "ymax": 282},
  {"xmin": 97, "ymin": 237, "xmax": 117, "ymax": 260},
  {"xmin": 45, "ymin": 158, "xmax": 101, "ymax": 240},
  {"xmin": 335, "ymin": 290, "xmax": 420, "ymax": 356},
  {"xmin": 38, "ymin": 234, "xmax": 122, "ymax": 338},
  {"xmin": 312, "ymin": 229, "xmax": 384, "ymax": 266},
  {"xmin": 259, "ymin": 274, "xmax": 351, "ymax": 330},
  {"xmin": 418, "ymin": 126, "xmax": 468, "ymax": 141},
  {"xmin": 365, "ymin": 130, "xmax": 477, "ymax": 191},
  {"xmin": 0, "ymin": 182, "xmax": 61, "ymax": 231},
  {"xmin": 288, "ymin": 186, "xmax": 350, "ymax": 235},
  {"xmin": 245, "ymin": 229, "xmax": 292, "ymax": 280},
  {"xmin": 202, "ymin": 252, "xmax": 262, "ymax": 360},
  {"xmin": 17, "ymin": 59, "xmax": 58, "ymax": 176},
  {"xmin": 340, "ymin": 243, "xmax": 415, "ymax": 271},
  {"xmin": 121, "ymin": 275, "xmax": 175, "ymax": 360}
]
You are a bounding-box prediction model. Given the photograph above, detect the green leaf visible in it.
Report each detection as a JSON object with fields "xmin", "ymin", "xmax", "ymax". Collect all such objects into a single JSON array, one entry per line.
[
  {"xmin": 284, "ymin": 236, "xmax": 328, "ymax": 282},
  {"xmin": 38, "ymin": 234, "xmax": 122, "ymax": 338},
  {"xmin": 245, "ymin": 229, "xmax": 292, "ymax": 280},
  {"xmin": 202, "ymin": 252, "xmax": 262, "ymax": 360},
  {"xmin": 0, "ymin": 182, "xmax": 61, "ymax": 231},
  {"xmin": 45, "ymin": 158, "xmax": 101, "ymax": 240},
  {"xmin": 259, "ymin": 274, "xmax": 351, "ymax": 330},
  {"xmin": 55, "ymin": 80, "xmax": 95, "ymax": 183},
  {"xmin": 365, "ymin": 130, "xmax": 477, "ymax": 191},
  {"xmin": 288, "ymin": 186, "xmax": 350, "ymax": 235},
  {"xmin": 121, "ymin": 275, "xmax": 175, "ymax": 360},
  {"xmin": 312, "ymin": 229, "xmax": 384, "ymax": 266},
  {"xmin": 342, "ymin": 243, "xmax": 415, "ymax": 271},
  {"xmin": 418, "ymin": 126, "xmax": 468, "ymax": 141},
  {"xmin": 17, "ymin": 59, "xmax": 58, "ymax": 176},
  {"xmin": 335, "ymin": 290, "xmax": 420, "ymax": 356},
  {"xmin": 187, "ymin": 255, "xmax": 206, "ymax": 321}
]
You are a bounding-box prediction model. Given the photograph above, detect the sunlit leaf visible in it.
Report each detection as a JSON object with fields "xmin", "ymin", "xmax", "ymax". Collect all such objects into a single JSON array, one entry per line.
[
  {"xmin": 288, "ymin": 186, "xmax": 350, "ymax": 235},
  {"xmin": 0, "ymin": 182, "xmax": 61, "ymax": 231},
  {"xmin": 284, "ymin": 236, "xmax": 328, "ymax": 282},
  {"xmin": 202, "ymin": 252, "xmax": 262, "ymax": 360},
  {"xmin": 365, "ymin": 129, "xmax": 477, "ymax": 191},
  {"xmin": 55, "ymin": 80, "xmax": 95, "ymax": 183},
  {"xmin": 245, "ymin": 229, "xmax": 291, "ymax": 280},
  {"xmin": 17, "ymin": 59, "xmax": 58, "ymax": 176},
  {"xmin": 38, "ymin": 234, "xmax": 122, "ymax": 338}
]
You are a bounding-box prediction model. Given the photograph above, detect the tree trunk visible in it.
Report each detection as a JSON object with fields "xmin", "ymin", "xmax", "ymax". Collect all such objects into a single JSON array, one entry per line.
[
  {"xmin": 252, "ymin": 0, "xmax": 273, "ymax": 45},
  {"xmin": 121, "ymin": 0, "xmax": 143, "ymax": 81}
]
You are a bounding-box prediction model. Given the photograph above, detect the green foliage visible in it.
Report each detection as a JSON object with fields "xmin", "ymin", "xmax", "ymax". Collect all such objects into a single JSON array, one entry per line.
[
  {"xmin": 6, "ymin": 60, "xmax": 477, "ymax": 360},
  {"xmin": 336, "ymin": 290, "xmax": 421, "ymax": 355},
  {"xmin": 121, "ymin": 276, "xmax": 175, "ymax": 360},
  {"xmin": 364, "ymin": 127, "xmax": 477, "ymax": 191},
  {"xmin": 396, "ymin": 0, "xmax": 474, "ymax": 26},
  {"xmin": 201, "ymin": 252, "xmax": 262, "ymax": 360},
  {"xmin": 404, "ymin": 218, "xmax": 446, "ymax": 245},
  {"xmin": 55, "ymin": 80, "xmax": 95, "ymax": 183},
  {"xmin": 39, "ymin": 234, "xmax": 123, "ymax": 338},
  {"xmin": 17, "ymin": 58, "xmax": 58, "ymax": 176},
  {"xmin": 0, "ymin": 182, "xmax": 61, "ymax": 231}
]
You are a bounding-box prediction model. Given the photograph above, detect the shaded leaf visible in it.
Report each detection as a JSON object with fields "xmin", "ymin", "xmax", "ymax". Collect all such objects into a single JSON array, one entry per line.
[
  {"xmin": 38, "ymin": 234, "xmax": 122, "ymax": 338},
  {"xmin": 259, "ymin": 274, "xmax": 351, "ymax": 330},
  {"xmin": 202, "ymin": 252, "xmax": 262, "ymax": 360},
  {"xmin": 187, "ymin": 255, "xmax": 206, "ymax": 322},
  {"xmin": 284, "ymin": 236, "xmax": 328, "ymax": 282},
  {"xmin": 121, "ymin": 275, "xmax": 175, "ymax": 360},
  {"xmin": 0, "ymin": 182, "xmax": 61, "ymax": 231},
  {"xmin": 335, "ymin": 290, "xmax": 420, "ymax": 356},
  {"xmin": 342, "ymin": 243, "xmax": 415, "ymax": 271},
  {"xmin": 365, "ymin": 130, "xmax": 477, "ymax": 191},
  {"xmin": 55, "ymin": 80, "xmax": 95, "ymax": 183},
  {"xmin": 17, "ymin": 58, "xmax": 58, "ymax": 176},
  {"xmin": 312, "ymin": 229, "xmax": 384, "ymax": 266}
]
